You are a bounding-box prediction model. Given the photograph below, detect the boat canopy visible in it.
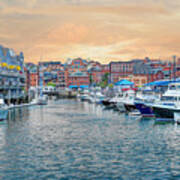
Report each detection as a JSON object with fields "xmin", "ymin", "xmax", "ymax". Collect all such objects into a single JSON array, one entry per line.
[
  {"xmin": 69, "ymin": 85, "xmax": 78, "ymax": 88},
  {"xmin": 115, "ymin": 79, "xmax": 134, "ymax": 86},
  {"xmin": 69, "ymin": 85, "xmax": 89, "ymax": 89},
  {"xmin": 79, "ymin": 85, "xmax": 89, "ymax": 89},
  {"xmin": 144, "ymin": 80, "xmax": 176, "ymax": 86}
]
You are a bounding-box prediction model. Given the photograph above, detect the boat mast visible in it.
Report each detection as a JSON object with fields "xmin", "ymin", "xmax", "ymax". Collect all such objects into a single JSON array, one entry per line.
[
  {"xmin": 173, "ymin": 55, "xmax": 176, "ymax": 81},
  {"xmin": 39, "ymin": 55, "xmax": 43, "ymax": 97}
]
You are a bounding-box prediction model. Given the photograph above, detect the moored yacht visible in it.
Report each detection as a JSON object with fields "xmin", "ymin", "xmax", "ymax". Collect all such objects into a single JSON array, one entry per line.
[
  {"xmin": 94, "ymin": 91, "xmax": 106, "ymax": 104},
  {"xmin": 117, "ymin": 89, "xmax": 136, "ymax": 112},
  {"xmin": 134, "ymin": 89, "xmax": 159, "ymax": 117},
  {"xmin": 79, "ymin": 89, "xmax": 90, "ymax": 101},
  {"xmin": 37, "ymin": 94, "xmax": 48, "ymax": 105},
  {"xmin": 150, "ymin": 83, "xmax": 180, "ymax": 121}
]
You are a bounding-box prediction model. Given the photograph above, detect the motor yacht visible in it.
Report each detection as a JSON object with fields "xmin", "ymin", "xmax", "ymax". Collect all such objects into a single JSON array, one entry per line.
[
  {"xmin": 134, "ymin": 89, "xmax": 159, "ymax": 117},
  {"xmin": 150, "ymin": 83, "xmax": 180, "ymax": 121},
  {"xmin": 116, "ymin": 89, "xmax": 136, "ymax": 112}
]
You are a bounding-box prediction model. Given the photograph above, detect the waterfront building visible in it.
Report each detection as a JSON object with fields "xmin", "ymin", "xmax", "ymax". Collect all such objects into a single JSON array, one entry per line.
[
  {"xmin": 65, "ymin": 58, "xmax": 90, "ymax": 88},
  {"xmin": 87, "ymin": 62, "xmax": 110, "ymax": 85},
  {"xmin": 0, "ymin": 45, "xmax": 26, "ymax": 104},
  {"xmin": 115, "ymin": 59, "xmax": 168, "ymax": 87},
  {"xmin": 67, "ymin": 71, "xmax": 90, "ymax": 87},
  {"xmin": 24, "ymin": 67, "xmax": 30, "ymax": 92},
  {"xmin": 26, "ymin": 63, "xmax": 39, "ymax": 87},
  {"xmin": 57, "ymin": 66, "xmax": 66, "ymax": 88},
  {"xmin": 39, "ymin": 61, "xmax": 62, "ymax": 86},
  {"xmin": 109, "ymin": 60, "xmax": 136, "ymax": 83},
  {"xmin": 66, "ymin": 58, "xmax": 88, "ymax": 72},
  {"xmin": 176, "ymin": 58, "xmax": 180, "ymax": 78}
]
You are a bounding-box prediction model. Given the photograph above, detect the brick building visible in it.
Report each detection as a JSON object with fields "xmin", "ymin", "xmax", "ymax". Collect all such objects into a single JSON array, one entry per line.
[
  {"xmin": 109, "ymin": 61, "xmax": 135, "ymax": 83},
  {"xmin": 66, "ymin": 58, "xmax": 90, "ymax": 87}
]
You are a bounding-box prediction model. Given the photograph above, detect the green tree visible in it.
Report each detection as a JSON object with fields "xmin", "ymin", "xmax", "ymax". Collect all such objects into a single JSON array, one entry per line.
[
  {"xmin": 108, "ymin": 83, "xmax": 114, "ymax": 88},
  {"xmin": 47, "ymin": 82, "xmax": 56, "ymax": 87},
  {"xmin": 100, "ymin": 72, "xmax": 109, "ymax": 88}
]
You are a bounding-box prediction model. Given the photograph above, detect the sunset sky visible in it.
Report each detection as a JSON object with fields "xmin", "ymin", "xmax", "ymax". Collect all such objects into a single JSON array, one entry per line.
[{"xmin": 0, "ymin": 0, "xmax": 180, "ymax": 63}]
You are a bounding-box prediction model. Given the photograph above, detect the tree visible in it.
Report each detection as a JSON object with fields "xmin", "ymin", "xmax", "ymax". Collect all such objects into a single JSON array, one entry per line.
[
  {"xmin": 47, "ymin": 82, "xmax": 56, "ymax": 87},
  {"xmin": 108, "ymin": 83, "xmax": 114, "ymax": 88},
  {"xmin": 100, "ymin": 72, "xmax": 109, "ymax": 88}
]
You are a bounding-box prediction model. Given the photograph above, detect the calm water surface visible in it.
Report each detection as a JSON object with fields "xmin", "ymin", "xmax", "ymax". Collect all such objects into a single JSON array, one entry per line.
[{"xmin": 0, "ymin": 99, "xmax": 180, "ymax": 180}]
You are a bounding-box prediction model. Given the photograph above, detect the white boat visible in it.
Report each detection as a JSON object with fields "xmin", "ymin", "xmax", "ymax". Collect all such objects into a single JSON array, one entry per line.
[
  {"xmin": 79, "ymin": 89, "xmax": 90, "ymax": 101},
  {"xmin": 37, "ymin": 95, "xmax": 48, "ymax": 105},
  {"xmin": 0, "ymin": 99, "xmax": 8, "ymax": 121},
  {"xmin": 37, "ymin": 63, "xmax": 48, "ymax": 106},
  {"xmin": 89, "ymin": 91, "xmax": 105, "ymax": 104},
  {"xmin": 115, "ymin": 89, "xmax": 136, "ymax": 112},
  {"xmin": 95, "ymin": 91, "xmax": 105, "ymax": 104},
  {"xmin": 134, "ymin": 89, "xmax": 159, "ymax": 117},
  {"xmin": 150, "ymin": 82, "xmax": 180, "ymax": 121}
]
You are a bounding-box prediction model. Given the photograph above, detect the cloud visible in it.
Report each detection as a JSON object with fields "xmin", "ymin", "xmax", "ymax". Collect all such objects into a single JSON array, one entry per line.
[{"xmin": 0, "ymin": 0, "xmax": 180, "ymax": 63}]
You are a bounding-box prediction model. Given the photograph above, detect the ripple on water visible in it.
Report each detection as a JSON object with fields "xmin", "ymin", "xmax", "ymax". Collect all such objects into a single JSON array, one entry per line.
[{"xmin": 0, "ymin": 99, "xmax": 180, "ymax": 179}]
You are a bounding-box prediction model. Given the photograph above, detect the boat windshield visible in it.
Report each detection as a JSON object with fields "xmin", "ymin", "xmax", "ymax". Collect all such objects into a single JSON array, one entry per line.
[
  {"xmin": 161, "ymin": 96, "xmax": 178, "ymax": 101},
  {"xmin": 169, "ymin": 85, "xmax": 176, "ymax": 90},
  {"xmin": 118, "ymin": 94, "xmax": 123, "ymax": 97}
]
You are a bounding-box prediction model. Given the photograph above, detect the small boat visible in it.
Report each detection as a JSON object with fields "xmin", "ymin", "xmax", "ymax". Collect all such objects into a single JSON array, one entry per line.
[
  {"xmin": 37, "ymin": 95, "xmax": 48, "ymax": 105},
  {"xmin": 79, "ymin": 89, "xmax": 90, "ymax": 101},
  {"xmin": 0, "ymin": 99, "xmax": 8, "ymax": 121},
  {"xmin": 94, "ymin": 91, "xmax": 106, "ymax": 104}
]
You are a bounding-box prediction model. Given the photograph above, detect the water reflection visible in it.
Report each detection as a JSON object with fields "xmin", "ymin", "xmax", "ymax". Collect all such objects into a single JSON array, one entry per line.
[{"xmin": 0, "ymin": 99, "xmax": 180, "ymax": 179}]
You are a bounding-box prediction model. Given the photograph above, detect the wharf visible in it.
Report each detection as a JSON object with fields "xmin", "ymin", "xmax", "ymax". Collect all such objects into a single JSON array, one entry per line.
[{"xmin": 7, "ymin": 101, "xmax": 37, "ymax": 110}]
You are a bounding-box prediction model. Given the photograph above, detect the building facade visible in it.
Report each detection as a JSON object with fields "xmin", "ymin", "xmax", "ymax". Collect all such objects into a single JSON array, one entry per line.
[
  {"xmin": 66, "ymin": 58, "xmax": 90, "ymax": 87},
  {"xmin": 0, "ymin": 45, "xmax": 26, "ymax": 103},
  {"xmin": 109, "ymin": 61, "xmax": 134, "ymax": 83}
]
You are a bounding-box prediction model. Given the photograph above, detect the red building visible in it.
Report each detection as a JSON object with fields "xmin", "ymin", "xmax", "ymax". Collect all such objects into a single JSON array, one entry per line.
[
  {"xmin": 29, "ymin": 72, "xmax": 38, "ymax": 87},
  {"xmin": 67, "ymin": 71, "xmax": 90, "ymax": 87},
  {"xmin": 109, "ymin": 61, "xmax": 134, "ymax": 83},
  {"xmin": 176, "ymin": 58, "xmax": 180, "ymax": 78},
  {"xmin": 88, "ymin": 62, "xmax": 110, "ymax": 84},
  {"xmin": 67, "ymin": 58, "xmax": 87, "ymax": 72},
  {"xmin": 66, "ymin": 58, "xmax": 90, "ymax": 87}
]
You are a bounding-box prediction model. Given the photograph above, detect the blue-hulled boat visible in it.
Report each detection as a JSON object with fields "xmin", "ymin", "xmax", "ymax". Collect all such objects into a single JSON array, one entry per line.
[
  {"xmin": 134, "ymin": 89, "xmax": 159, "ymax": 117},
  {"xmin": 135, "ymin": 101, "xmax": 154, "ymax": 117}
]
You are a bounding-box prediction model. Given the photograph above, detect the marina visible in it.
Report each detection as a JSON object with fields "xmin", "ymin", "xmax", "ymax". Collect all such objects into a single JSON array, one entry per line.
[
  {"xmin": 1, "ymin": 0, "xmax": 180, "ymax": 178},
  {"xmin": 1, "ymin": 99, "xmax": 180, "ymax": 179}
]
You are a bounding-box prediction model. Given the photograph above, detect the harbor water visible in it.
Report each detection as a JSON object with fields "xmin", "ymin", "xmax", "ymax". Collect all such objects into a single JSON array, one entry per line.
[{"xmin": 0, "ymin": 99, "xmax": 180, "ymax": 179}]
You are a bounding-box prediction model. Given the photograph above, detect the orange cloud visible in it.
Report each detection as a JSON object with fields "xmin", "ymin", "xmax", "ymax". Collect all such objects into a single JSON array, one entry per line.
[{"xmin": 0, "ymin": 0, "xmax": 180, "ymax": 63}]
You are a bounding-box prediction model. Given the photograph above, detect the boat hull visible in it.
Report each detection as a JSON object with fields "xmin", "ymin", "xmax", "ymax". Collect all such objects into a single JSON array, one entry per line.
[
  {"xmin": 135, "ymin": 102, "xmax": 154, "ymax": 117},
  {"xmin": 37, "ymin": 97, "xmax": 48, "ymax": 105},
  {"xmin": 152, "ymin": 106, "xmax": 180, "ymax": 120},
  {"xmin": 116, "ymin": 102, "xmax": 126, "ymax": 112},
  {"xmin": 102, "ymin": 100, "xmax": 112, "ymax": 106},
  {"xmin": 124, "ymin": 104, "xmax": 136, "ymax": 112}
]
